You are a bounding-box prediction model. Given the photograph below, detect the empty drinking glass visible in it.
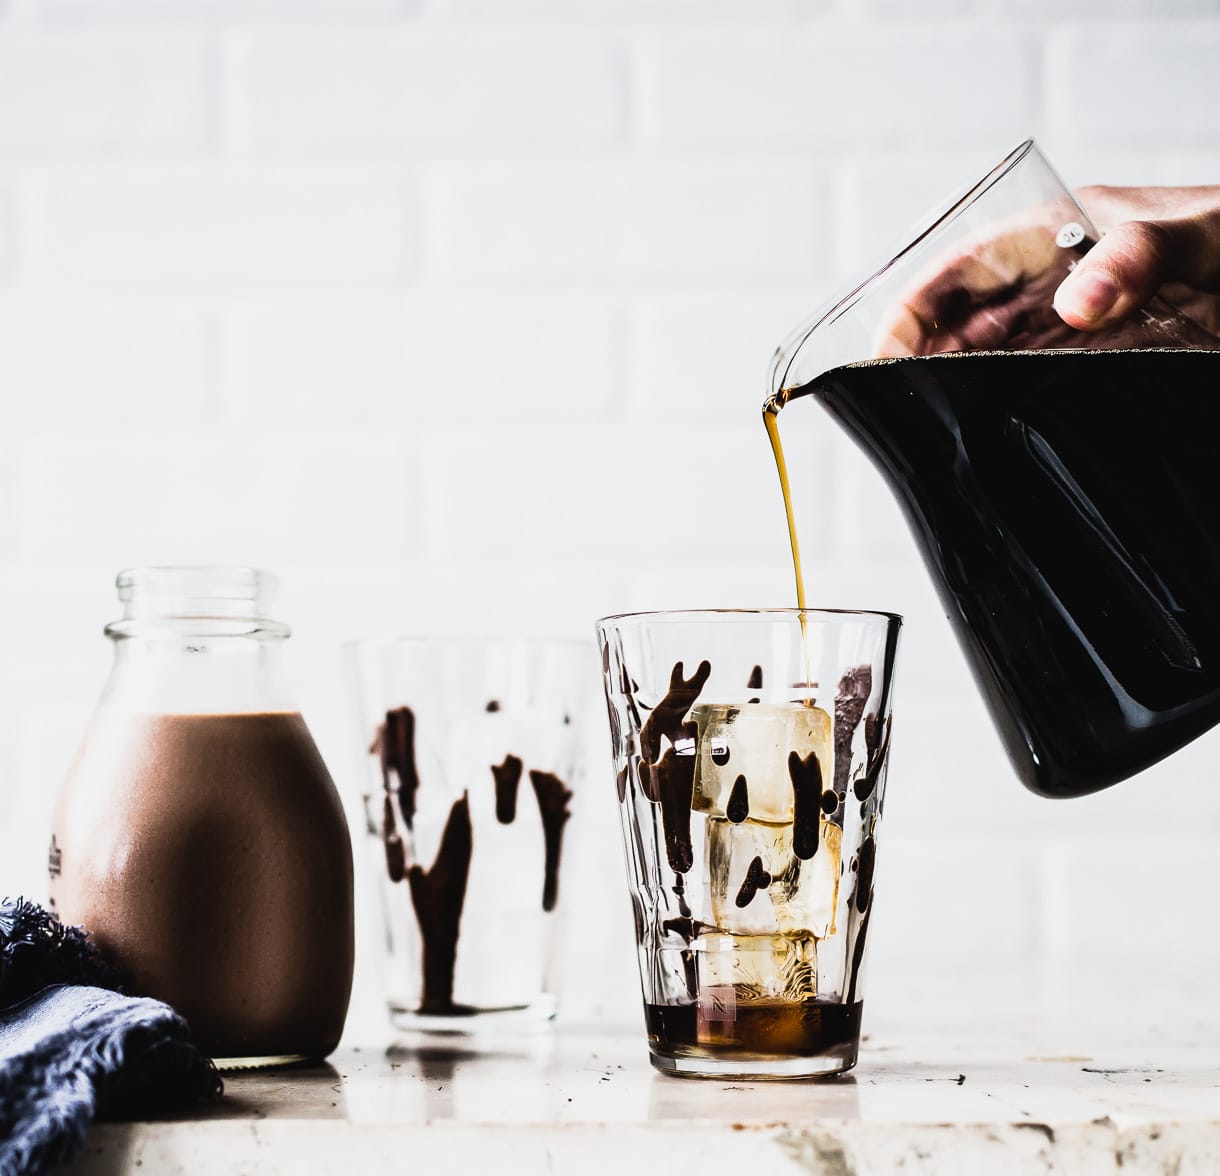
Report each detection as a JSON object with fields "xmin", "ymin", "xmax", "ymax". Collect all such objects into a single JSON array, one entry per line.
[{"xmin": 347, "ymin": 637, "xmax": 595, "ymax": 1035}]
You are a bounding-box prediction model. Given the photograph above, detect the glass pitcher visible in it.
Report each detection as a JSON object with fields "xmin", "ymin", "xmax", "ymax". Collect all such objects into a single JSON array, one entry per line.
[
  {"xmin": 767, "ymin": 140, "xmax": 1220, "ymax": 799},
  {"xmin": 49, "ymin": 567, "xmax": 354, "ymax": 1067}
]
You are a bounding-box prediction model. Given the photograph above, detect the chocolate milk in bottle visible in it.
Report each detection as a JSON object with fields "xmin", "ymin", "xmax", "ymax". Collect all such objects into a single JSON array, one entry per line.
[{"xmin": 49, "ymin": 568, "xmax": 354, "ymax": 1067}]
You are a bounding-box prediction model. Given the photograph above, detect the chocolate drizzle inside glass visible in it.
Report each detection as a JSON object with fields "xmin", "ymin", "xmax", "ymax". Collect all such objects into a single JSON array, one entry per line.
[
  {"xmin": 407, "ymin": 794, "xmax": 473, "ymax": 1016},
  {"xmin": 492, "ymin": 754, "xmax": 523, "ymax": 824},
  {"xmin": 371, "ymin": 702, "xmax": 574, "ymax": 1016},
  {"xmin": 373, "ymin": 706, "xmax": 420, "ymax": 830},
  {"xmin": 528, "ymin": 770, "xmax": 573, "ymax": 913},
  {"xmin": 787, "ymin": 749, "xmax": 824, "ymax": 861}
]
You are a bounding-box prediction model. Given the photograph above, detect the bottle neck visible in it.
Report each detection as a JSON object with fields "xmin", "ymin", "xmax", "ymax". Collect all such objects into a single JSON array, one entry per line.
[
  {"xmin": 100, "ymin": 568, "xmax": 295, "ymax": 716},
  {"xmin": 102, "ymin": 631, "xmax": 295, "ymax": 716},
  {"xmin": 108, "ymin": 567, "xmax": 286, "ymax": 634}
]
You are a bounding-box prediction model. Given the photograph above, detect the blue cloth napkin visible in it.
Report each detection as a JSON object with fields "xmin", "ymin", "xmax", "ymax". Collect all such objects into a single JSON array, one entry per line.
[{"xmin": 0, "ymin": 900, "xmax": 222, "ymax": 1176}]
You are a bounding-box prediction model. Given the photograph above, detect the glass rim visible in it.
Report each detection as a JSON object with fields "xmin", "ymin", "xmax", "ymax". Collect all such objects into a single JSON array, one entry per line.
[
  {"xmin": 769, "ymin": 137, "xmax": 1038, "ymax": 399},
  {"xmin": 105, "ymin": 618, "xmax": 290, "ymax": 641},
  {"xmin": 596, "ymin": 607, "xmax": 903, "ymax": 626},
  {"xmin": 899, "ymin": 137, "xmax": 1036, "ymax": 257},
  {"xmin": 111, "ymin": 565, "xmax": 286, "ymax": 635},
  {"xmin": 116, "ymin": 565, "xmax": 276, "ymax": 599}
]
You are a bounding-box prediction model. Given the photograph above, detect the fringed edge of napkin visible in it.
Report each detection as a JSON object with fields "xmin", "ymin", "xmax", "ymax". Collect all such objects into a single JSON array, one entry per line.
[{"xmin": 0, "ymin": 986, "xmax": 222, "ymax": 1176}]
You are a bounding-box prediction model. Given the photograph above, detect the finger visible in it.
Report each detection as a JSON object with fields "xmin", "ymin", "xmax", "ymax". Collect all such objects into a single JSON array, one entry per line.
[
  {"xmin": 1074, "ymin": 184, "xmax": 1220, "ymax": 235},
  {"xmin": 1054, "ymin": 213, "xmax": 1220, "ymax": 331},
  {"xmin": 874, "ymin": 219, "xmax": 1066, "ymax": 356}
]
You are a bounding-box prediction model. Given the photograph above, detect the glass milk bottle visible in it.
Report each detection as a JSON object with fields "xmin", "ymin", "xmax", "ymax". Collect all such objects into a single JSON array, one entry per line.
[{"xmin": 49, "ymin": 567, "xmax": 354, "ymax": 1067}]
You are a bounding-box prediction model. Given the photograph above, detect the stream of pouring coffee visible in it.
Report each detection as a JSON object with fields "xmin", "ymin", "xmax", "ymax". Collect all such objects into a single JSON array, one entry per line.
[
  {"xmin": 764, "ymin": 396, "xmax": 816, "ymax": 698},
  {"xmin": 764, "ymin": 401, "xmax": 805, "ymax": 612}
]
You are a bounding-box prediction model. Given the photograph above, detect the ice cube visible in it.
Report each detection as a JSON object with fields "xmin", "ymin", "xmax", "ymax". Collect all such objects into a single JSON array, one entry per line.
[
  {"xmin": 705, "ymin": 814, "xmax": 841, "ymax": 940},
  {"xmin": 693, "ymin": 931, "xmax": 818, "ymax": 1003},
  {"xmin": 691, "ymin": 701, "xmax": 833, "ymax": 824},
  {"xmin": 706, "ymin": 816, "xmax": 787, "ymax": 934},
  {"xmin": 773, "ymin": 820, "xmax": 841, "ymax": 940}
]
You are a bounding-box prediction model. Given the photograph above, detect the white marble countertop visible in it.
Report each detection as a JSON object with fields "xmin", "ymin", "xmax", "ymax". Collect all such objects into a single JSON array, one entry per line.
[{"xmin": 62, "ymin": 982, "xmax": 1220, "ymax": 1175}]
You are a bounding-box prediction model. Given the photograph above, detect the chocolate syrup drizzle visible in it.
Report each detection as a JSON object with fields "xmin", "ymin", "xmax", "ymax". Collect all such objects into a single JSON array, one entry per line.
[
  {"xmin": 637, "ymin": 660, "xmax": 711, "ymax": 875},
  {"xmin": 854, "ymin": 715, "xmax": 889, "ymax": 803},
  {"xmin": 529, "ymin": 770, "xmax": 573, "ymax": 913},
  {"xmin": 747, "ymin": 665, "xmax": 763, "ymax": 690},
  {"xmin": 726, "ymin": 774, "xmax": 750, "ymax": 824},
  {"xmin": 639, "ymin": 660, "xmax": 711, "ymax": 762},
  {"xmin": 382, "ymin": 794, "xmax": 406, "ymax": 883},
  {"xmin": 407, "ymin": 794, "xmax": 473, "ymax": 1015},
  {"xmin": 372, "ymin": 697, "xmax": 575, "ymax": 1016},
  {"xmin": 662, "ymin": 916, "xmax": 712, "ymax": 940},
  {"xmin": 492, "ymin": 754, "xmax": 523, "ymax": 824},
  {"xmin": 854, "ymin": 835, "xmax": 876, "ymax": 915},
  {"xmin": 672, "ymin": 873, "xmax": 692, "ymax": 918},
  {"xmin": 844, "ymin": 824, "xmax": 878, "ymax": 1003},
  {"xmin": 788, "ymin": 749, "xmax": 823, "ymax": 860},
  {"xmin": 845, "ymin": 834, "xmax": 877, "ymax": 1005},
  {"xmin": 846, "ymin": 903, "xmax": 871, "ymax": 1006},
  {"xmin": 373, "ymin": 708, "xmax": 420, "ymax": 884},
  {"xmin": 833, "ymin": 667, "xmax": 871, "ymax": 797},
  {"xmin": 735, "ymin": 856, "xmax": 772, "ymax": 908},
  {"xmin": 648, "ymin": 749, "xmax": 696, "ymax": 874},
  {"xmin": 615, "ymin": 767, "xmax": 629, "ymax": 804},
  {"xmin": 373, "ymin": 706, "xmax": 421, "ymax": 830}
]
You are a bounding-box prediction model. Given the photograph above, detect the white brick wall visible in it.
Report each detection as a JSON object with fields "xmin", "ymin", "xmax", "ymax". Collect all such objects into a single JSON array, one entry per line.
[
  {"xmin": 21, "ymin": 164, "xmax": 413, "ymax": 284},
  {"xmin": 221, "ymin": 293, "xmax": 623, "ymax": 426},
  {"xmin": 0, "ymin": 0, "xmax": 1216, "ymax": 1033},
  {"xmin": 0, "ymin": 184, "xmax": 16, "ymax": 273},
  {"xmin": 1046, "ymin": 23, "xmax": 1220, "ymax": 150},
  {"xmin": 437, "ymin": 160, "xmax": 828, "ymax": 284},
  {"xmin": 234, "ymin": 30, "xmax": 628, "ymax": 152},
  {"xmin": 16, "ymin": 432, "xmax": 419, "ymax": 566},
  {"xmin": 34, "ymin": 0, "xmax": 409, "ymax": 20},
  {"xmin": 0, "ymin": 295, "xmax": 211, "ymax": 427},
  {"xmin": 643, "ymin": 26, "xmax": 1037, "ymax": 149},
  {"xmin": 0, "ymin": 32, "xmax": 211, "ymax": 154}
]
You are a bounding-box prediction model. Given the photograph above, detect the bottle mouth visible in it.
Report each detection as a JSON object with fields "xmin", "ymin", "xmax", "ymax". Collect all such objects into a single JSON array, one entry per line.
[{"xmin": 108, "ymin": 566, "xmax": 288, "ymax": 637}]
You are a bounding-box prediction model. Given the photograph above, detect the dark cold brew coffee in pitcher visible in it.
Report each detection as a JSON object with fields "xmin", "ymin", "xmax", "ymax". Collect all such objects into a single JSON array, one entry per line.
[{"xmin": 766, "ymin": 142, "xmax": 1220, "ymax": 798}]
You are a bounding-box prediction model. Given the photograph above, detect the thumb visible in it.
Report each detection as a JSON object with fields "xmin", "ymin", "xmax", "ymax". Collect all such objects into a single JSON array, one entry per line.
[{"xmin": 1054, "ymin": 214, "xmax": 1220, "ymax": 331}]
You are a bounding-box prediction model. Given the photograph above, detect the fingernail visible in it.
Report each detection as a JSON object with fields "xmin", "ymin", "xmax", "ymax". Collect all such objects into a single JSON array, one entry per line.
[{"xmin": 1058, "ymin": 270, "xmax": 1120, "ymax": 324}]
